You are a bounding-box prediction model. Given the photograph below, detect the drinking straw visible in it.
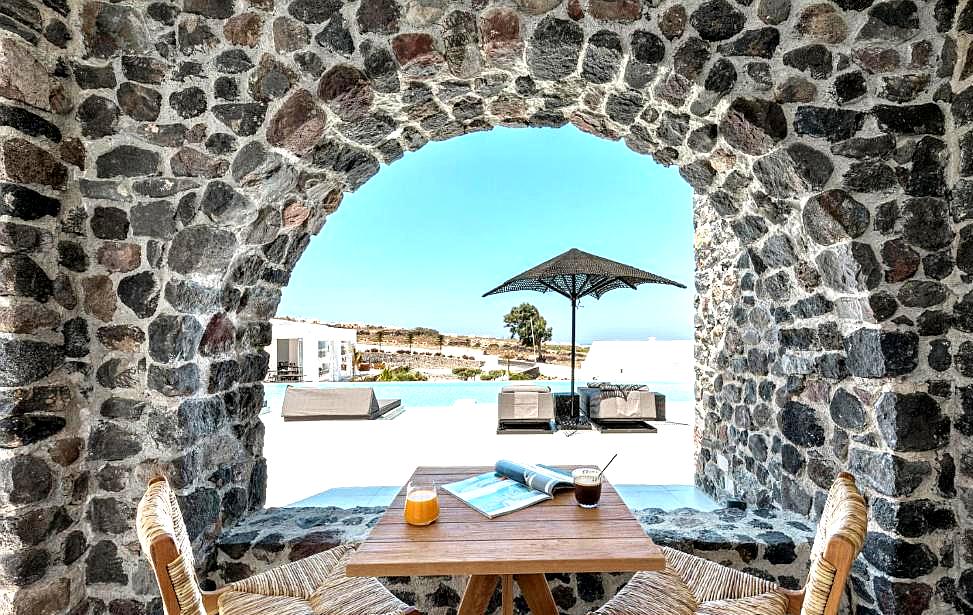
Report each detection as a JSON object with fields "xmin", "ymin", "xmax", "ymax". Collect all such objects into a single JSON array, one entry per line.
[{"xmin": 597, "ymin": 453, "xmax": 618, "ymax": 479}]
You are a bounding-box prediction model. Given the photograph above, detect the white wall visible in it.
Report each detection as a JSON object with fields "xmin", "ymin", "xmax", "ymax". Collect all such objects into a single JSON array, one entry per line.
[
  {"xmin": 580, "ymin": 339, "xmax": 694, "ymax": 383},
  {"xmin": 267, "ymin": 319, "xmax": 357, "ymax": 382}
]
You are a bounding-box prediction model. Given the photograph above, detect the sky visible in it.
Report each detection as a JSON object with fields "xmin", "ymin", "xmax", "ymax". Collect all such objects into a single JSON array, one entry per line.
[{"xmin": 277, "ymin": 125, "xmax": 695, "ymax": 344}]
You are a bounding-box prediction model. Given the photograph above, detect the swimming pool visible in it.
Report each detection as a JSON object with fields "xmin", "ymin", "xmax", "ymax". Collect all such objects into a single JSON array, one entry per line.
[{"xmin": 263, "ymin": 378, "xmax": 693, "ymax": 410}]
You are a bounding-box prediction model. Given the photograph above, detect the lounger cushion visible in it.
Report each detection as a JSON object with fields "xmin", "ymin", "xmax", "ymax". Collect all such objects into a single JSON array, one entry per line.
[
  {"xmin": 498, "ymin": 387, "xmax": 555, "ymax": 420},
  {"xmin": 220, "ymin": 544, "xmax": 411, "ymax": 615},
  {"xmin": 585, "ymin": 388, "xmax": 659, "ymax": 420},
  {"xmin": 501, "ymin": 385, "xmax": 552, "ymax": 393},
  {"xmin": 282, "ymin": 388, "xmax": 383, "ymax": 420},
  {"xmin": 589, "ymin": 547, "xmax": 787, "ymax": 615}
]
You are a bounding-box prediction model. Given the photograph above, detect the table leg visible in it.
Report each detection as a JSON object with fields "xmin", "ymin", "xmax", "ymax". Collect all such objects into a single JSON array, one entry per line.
[
  {"xmin": 514, "ymin": 574, "xmax": 558, "ymax": 615},
  {"xmin": 458, "ymin": 575, "xmax": 499, "ymax": 615},
  {"xmin": 501, "ymin": 575, "xmax": 514, "ymax": 615}
]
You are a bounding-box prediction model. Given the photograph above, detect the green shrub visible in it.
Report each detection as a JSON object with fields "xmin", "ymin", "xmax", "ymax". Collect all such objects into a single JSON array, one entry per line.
[
  {"xmin": 480, "ymin": 370, "xmax": 505, "ymax": 381},
  {"xmin": 509, "ymin": 371, "xmax": 534, "ymax": 380},
  {"xmin": 376, "ymin": 367, "xmax": 427, "ymax": 381},
  {"xmin": 452, "ymin": 367, "xmax": 482, "ymax": 380}
]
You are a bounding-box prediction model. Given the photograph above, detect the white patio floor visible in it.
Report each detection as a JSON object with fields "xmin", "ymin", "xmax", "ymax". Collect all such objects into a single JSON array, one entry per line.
[{"xmin": 260, "ymin": 400, "xmax": 714, "ymax": 511}]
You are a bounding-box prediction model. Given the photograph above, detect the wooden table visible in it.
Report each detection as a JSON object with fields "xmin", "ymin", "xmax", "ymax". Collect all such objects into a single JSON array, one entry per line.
[{"xmin": 346, "ymin": 466, "xmax": 665, "ymax": 615}]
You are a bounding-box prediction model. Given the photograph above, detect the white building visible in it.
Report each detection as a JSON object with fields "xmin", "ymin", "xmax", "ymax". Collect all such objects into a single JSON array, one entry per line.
[
  {"xmin": 580, "ymin": 338, "xmax": 693, "ymax": 383},
  {"xmin": 266, "ymin": 318, "xmax": 357, "ymax": 382}
]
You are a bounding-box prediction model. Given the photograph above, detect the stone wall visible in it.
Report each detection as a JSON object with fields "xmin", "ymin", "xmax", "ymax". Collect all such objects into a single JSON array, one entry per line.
[
  {"xmin": 0, "ymin": 1, "xmax": 90, "ymax": 612},
  {"xmin": 0, "ymin": 0, "xmax": 971, "ymax": 613},
  {"xmin": 207, "ymin": 505, "xmax": 818, "ymax": 615},
  {"xmin": 359, "ymin": 350, "xmax": 484, "ymax": 369}
]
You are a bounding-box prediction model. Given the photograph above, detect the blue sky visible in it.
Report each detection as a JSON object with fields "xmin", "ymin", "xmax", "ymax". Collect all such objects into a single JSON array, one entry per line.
[{"xmin": 277, "ymin": 126, "xmax": 695, "ymax": 344}]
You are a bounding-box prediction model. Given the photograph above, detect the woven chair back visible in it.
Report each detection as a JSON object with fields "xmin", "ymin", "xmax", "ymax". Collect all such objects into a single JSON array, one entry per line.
[
  {"xmin": 136, "ymin": 477, "xmax": 206, "ymax": 615},
  {"xmin": 800, "ymin": 473, "xmax": 867, "ymax": 615}
]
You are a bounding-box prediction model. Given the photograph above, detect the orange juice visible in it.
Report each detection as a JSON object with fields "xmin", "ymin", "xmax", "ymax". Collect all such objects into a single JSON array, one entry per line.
[{"xmin": 404, "ymin": 487, "xmax": 439, "ymax": 526}]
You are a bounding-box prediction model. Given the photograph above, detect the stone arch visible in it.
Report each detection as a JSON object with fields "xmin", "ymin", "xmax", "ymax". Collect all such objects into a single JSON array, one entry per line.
[{"xmin": 1, "ymin": 0, "xmax": 971, "ymax": 613}]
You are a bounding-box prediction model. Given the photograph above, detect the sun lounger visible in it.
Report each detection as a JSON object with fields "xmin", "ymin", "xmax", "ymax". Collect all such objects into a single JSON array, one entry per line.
[
  {"xmin": 281, "ymin": 387, "xmax": 401, "ymax": 421},
  {"xmin": 497, "ymin": 384, "xmax": 555, "ymax": 434},
  {"xmin": 581, "ymin": 384, "xmax": 665, "ymax": 432}
]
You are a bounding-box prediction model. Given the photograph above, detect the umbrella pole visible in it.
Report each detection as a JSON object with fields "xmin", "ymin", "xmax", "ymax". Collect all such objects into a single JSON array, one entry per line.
[{"xmin": 570, "ymin": 297, "xmax": 577, "ymax": 421}]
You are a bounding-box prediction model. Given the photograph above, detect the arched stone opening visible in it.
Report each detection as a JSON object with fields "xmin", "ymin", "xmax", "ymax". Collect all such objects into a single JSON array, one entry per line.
[{"xmin": 1, "ymin": 0, "xmax": 971, "ymax": 613}]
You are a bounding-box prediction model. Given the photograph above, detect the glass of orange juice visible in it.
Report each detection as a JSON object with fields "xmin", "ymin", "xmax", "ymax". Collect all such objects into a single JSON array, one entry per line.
[{"xmin": 404, "ymin": 481, "xmax": 439, "ymax": 526}]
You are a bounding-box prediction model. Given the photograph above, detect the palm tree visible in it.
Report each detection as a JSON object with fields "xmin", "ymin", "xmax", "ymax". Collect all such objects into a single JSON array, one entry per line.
[
  {"xmin": 437, "ymin": 334, "xmax": 445, "ymax": 352},
  {"xmin": 406, "ymin": 332, "xmax": 415, "ymax": 353},
  {"xmin": 376, "ymin": 329, "xmax": 384, "ymax": 351}
]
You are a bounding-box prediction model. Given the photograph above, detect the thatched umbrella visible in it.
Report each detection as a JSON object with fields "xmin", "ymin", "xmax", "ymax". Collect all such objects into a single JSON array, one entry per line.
[{"xmin": 483, "ymin": 248, "xmax": 686, "ymax": 421}]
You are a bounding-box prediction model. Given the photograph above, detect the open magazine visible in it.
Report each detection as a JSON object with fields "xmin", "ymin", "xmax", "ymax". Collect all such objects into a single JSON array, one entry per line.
[{"xmin": 441, "ymin": 460, "xmax": 574, "ymax": 518}]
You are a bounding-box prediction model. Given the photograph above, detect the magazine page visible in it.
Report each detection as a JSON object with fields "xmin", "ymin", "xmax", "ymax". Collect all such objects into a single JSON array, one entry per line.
[
  {"xmin": 522, "ymin": 464, "xmax": 574, "ymax": 495},
  {"xmin": 494, "ymin": 460, "xmax": 573, "ymax": 496},
  {"xmin": 441, "ymin": 471, "xmax": 550, "ymax": 518}
]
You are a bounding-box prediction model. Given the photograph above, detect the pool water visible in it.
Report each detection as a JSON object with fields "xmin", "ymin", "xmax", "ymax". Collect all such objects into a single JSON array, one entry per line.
[{"xmin": 262, "ymin": 379, "xmax": 693, "ymax": 410}]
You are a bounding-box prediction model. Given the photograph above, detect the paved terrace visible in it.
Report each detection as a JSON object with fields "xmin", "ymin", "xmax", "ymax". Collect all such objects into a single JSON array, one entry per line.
[{"xmin": 261, "ymin": 399, "xmax": 699, "ymax": 507}]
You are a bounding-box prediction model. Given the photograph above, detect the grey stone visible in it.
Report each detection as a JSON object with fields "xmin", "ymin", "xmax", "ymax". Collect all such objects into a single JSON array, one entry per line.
[
  {"xmin": 862, "ymin": 533, "xmax": 937, "ymax": 579},
  {"xmin": 116, "ymin": 82, "xmax": 162, "ymax": 121},
  {"xmin": 897, "ymin": 280, "xmax": 946, "ymax": 308},
  {"xmin": 168, "ymin": 226, "xmax": 239, "ymax": 275},
  {"xmin": 96, "ymin": 146, "xmax": 160, "ymax": 178},
  {"xmin": 527, "ymin": 17, "xmax": 584, "ymax": 80},
  {"xmin": 844, "ymin": 328, "xmax": 918, "ymax": 377},
  {"xmin": 116, "ymin": 272, "xmax": 159, "ymax": 320},
  {"xmin": 719, "ymin": 98, "xmax": 787, "ymax": 156},
  {"xmin": 164, "ymin": 279, "xmax": 223, "ymax": 314},
  {"xmin": 171, "ymin": 87, "xmax": 208, "ymax": 119},
  {"xmin": 85, "ymin": 541, "xmax": 127, "ymax": 585},
  {"xmin": 212, "ymin": 103, "xmax": 268, "ymax": 136},
  {"xmin": 849, "ymin": 449, "xmax": 930, "ymax": 496},
  {"xmin": 830, "ymin": 389, "xmax": 866, "ymax": 431},
  {"xmin": 690, "ymin": 0, "xmax": 746, "ymax": 41},
  {"xmin": 794, "ymin": 106, "xmax": 864, "ymax": 142},
  {"xmin": 876, "ymin": 392, "xmax": 950, "ymax": 452},
  {"xmin": 758, "ymin": 0, "xmax": 790, "ymax": 24},
  {"xmin": 803, "ymin": 190, "xmax": 869, "ymax": 245},
  {"xmin": 201, "ymin": 181, "xmax": 254, "ymax": 226},
  {"xmin": 716, "ymin": 28, "xmax": 780, "ymax": 58},
  {"xmin": 778, "ymin": 401, "xmax": 826, "ymax": 446},
  {"xmin": 88, "ymin": 422, "xmax": 141, "ymax": 460},
  {"xmin": 582, "ymin": 30, "xmax": 622, "ymax": 83},
  {"xmin": 77, "ymin": 96, "xmax": 119, "ymax": 138},
  {"xmin": 357, "ymin": 0, "xmax": 400, "ymax": 34},
  {"xmin": 81, "ymin": 2, "xmax": 149, "ymax": 59},
  {"xmin": 131, "ymin": 201, "xmax": 177, "ymax": 239},
  {"xmin": 858, "ymin": 0, "xmax": 920, "ymax": 41},
  {"xmin": 149, "ymin": 315, "xmax": 204, "ymax": 363},
  {"xmin": 0, "ymin": 339, "xmax": 63, "ymax": 387},
  {"xmin": 783, "ymin": 44, "xmax": 832, "ymax": 78},
  {"xmin": 902, "ymin": 197, "xmax": 953, "ymax": 250},
  {"xmin": 873, "ymin": 103, "xmax": 945, "ymax": 135},
  {"xmin": 147, "ymin": 363, "xmax": 200, "ymax": 397},
  {"xmin": 289, "ymin": 0, "xmax": 340, "ymax": 23}
]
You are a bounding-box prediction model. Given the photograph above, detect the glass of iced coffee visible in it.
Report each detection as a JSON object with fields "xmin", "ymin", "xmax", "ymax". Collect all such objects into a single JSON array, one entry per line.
[
  {"xmin": 404, "ymin": 481, "xmax": 439, "ymax": 526},
  {"xmin": 572, "ymin": 468, "xmax": 603, "ymax": 508}
]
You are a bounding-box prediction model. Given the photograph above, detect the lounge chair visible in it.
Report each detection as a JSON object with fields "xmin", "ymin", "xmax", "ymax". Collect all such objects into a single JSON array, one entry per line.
[
  {"xmin": 581, "ymin": 384, "xmax": 665, "ymax": 432},
  {"xmin": 281, "ymin": 387, "xmax": 401, "ymax": 421},
  {"xmin": 590, "ymin": 473, "xmax": 867, "ymax": 615},
  {"xmin": 136, "ymin": 477, "xmax": 417, "ymax": 615},
  {"xmin": 497, "ymin": 384, "xmax": 555, "ymax": 433}
]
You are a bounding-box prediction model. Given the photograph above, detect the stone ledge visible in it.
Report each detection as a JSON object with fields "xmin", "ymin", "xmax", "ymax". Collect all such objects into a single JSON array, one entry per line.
[{"xmin": 207, "ymin": 505, "xmax": 815, "ymax": 614}]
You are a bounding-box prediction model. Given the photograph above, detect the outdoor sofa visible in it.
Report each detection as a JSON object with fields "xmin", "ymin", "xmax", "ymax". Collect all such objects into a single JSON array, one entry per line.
[
  {"xmin": 497, "ymin": 384, "xmax": 555, "ymax": 433},
  {"xmin": 281, "ymin": 386, "xmax": 401, "ymax": 421},
  {"xmin": 580, "ymin": 384, "xmax": 666, "ymax": 432}
]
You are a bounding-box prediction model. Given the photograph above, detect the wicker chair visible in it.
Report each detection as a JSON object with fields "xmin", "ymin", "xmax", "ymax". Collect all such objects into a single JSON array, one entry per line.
[
  {"xmin": 136, "ymin": 477, "xmax": 417, "ymax": 615},
  {"xmin": 591, "ymin": 473, "xmax": 867, "ymax": 615}
]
